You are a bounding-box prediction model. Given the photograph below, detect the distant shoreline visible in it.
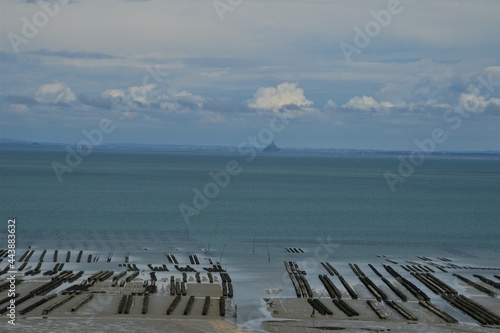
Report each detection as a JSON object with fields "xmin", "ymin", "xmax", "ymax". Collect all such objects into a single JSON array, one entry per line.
[{"xmin": 1, "ymin": 143, "xmax": 499, "ymax": 158}]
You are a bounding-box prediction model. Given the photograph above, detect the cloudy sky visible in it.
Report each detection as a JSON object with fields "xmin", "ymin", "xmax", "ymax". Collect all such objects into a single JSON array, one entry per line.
[{"xmin": 0, "ymin": 0, "xmax": 499, "ymax": 150}]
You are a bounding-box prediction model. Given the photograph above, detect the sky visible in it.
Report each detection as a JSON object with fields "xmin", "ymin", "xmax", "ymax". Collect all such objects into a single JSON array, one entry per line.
[{"xmin": 0, "ymin": 0, "xmax": 499, "ymax": 151}]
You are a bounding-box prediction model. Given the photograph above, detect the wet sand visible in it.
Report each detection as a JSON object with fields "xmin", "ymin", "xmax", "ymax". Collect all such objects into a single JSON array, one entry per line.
[{"xmin": 1, "ymin": 247, "xmax": 499, "ymax": 332}]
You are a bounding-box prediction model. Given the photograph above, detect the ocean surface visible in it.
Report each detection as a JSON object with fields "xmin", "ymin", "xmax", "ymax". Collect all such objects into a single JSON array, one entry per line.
[{"xmin": 1, "ymin": 147, "xmax": 499, "ymax": 329}]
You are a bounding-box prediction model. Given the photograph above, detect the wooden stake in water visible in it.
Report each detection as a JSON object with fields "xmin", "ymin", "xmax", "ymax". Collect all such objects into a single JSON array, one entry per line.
[
  {"xmin": 186, "ymin": 211, "xmax": 198, "ymax": 238},
  {"xmin": 220, "ymin": 244, "xmax": 226, "ymax": 263},
  {"xmin": 207, "ymin": 233, "xmax": 212, "ymax": 253},
  {"xmin": 266, "ymin": 242, "xmax": 271, "ymax": 262}
]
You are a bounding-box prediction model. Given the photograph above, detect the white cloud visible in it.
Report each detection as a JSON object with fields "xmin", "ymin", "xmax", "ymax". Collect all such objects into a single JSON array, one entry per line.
[
  {"xmin": 199, "ymin": 110, "xmax": 225, "ymax": 124},
  {"xmin": 490, "ymin": 98, "xmax": 500, "ymax": 106},
  {"xmin": 342, "ymin": 95, "xmax": 402, "ymax": 113},
  {"xmin": 156, "ymin": 90, "xmax": 206, "ymax": 114},
  {"xmin": 101, "ymin": 89, "xmax": 125, "ymax": 100},
  {"xmin": 35, "ymin": 82, "xmax": 76, "ymax": 104},
  {"xmin": 102, "ymin": 84, "xmax": 158, "ymax": 106},
  {"xmin": 247, "ymin": 82, "xmax": 321, "ymax": 118},
  {"xmin": 127, "ymin": 84, "xmax": 157, "ymax": 105},
  {"xmin": 7, "ymin": 104, "xmax": 30, "ymax": 115},
  {"xmin": 248, "ymin": 82, "xmax": 312, "ymax": 110},
  {"xmin": 458, "ymin": 85, "xmax": 500, "ymax": 114},
  {"xmin": 173, "ymin": 91, "xmax": 205, "ymax": 108},
  {"xmin": 342, "ymin": 95, "xmax": 418, "ymax": 113},
  {"xmin": 458, "ymin": 92, "xmax": 488, "ymax": 114},
  {"xmin": 101, "ymin": 83, "xmax": 209, "ymax": 117},
  {"xmin": 324, "ymin": 99, "xmax": 337, "ymax": 111},
  {"xmin": 343, "ymin": 96, "xmax": 379, "ymax": 111}
]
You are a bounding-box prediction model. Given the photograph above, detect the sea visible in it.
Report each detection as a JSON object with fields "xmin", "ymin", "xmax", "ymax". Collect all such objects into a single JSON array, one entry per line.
[{"xmin": 1, "ymin": 147, "xmax": 499, "ymax": 330}]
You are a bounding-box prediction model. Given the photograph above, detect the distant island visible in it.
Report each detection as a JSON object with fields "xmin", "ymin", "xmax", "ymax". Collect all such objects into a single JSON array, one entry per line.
[{"xmin": 262, "ymin": 142, "xmax": 280, "ymax": 152}]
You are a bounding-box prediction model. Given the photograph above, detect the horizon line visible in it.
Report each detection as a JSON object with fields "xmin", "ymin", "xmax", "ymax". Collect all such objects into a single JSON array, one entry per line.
[{"xmin": 0, "ymin": 138, "xmax": 499, "ymax": 155}]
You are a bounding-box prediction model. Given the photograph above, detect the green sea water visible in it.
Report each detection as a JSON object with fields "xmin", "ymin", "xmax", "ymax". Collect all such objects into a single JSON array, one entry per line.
[{"xmin": 1, "ymin": 147, "xmax": 498, "ymax": 255}]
